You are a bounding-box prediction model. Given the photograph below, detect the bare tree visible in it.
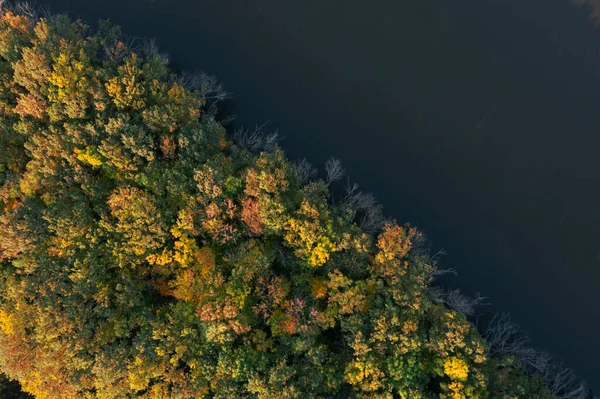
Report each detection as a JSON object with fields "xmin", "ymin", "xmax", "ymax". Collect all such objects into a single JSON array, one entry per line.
[
  {"xmin": 484, "ymin": 313, "xmax": 592, "ymax": 398},
  {"xmin": 234, "ymin": 123, "xmax": 279, "ymax": 153},
  {"xmin": 125, "ymin": 36, "xmax": 160, "ymax": 59},
  {"xmin": 13, "ymin": 1, "xmax": 35, "ymax": 18},
  {"xmin": 325, "ymin": 158, "xmax": 345, "ymax": 185},
  {"xmin": 527, "ymin": 350, "xmax": 553, "ymax": 374},
  {"xmin": 173, "ymin": 71, "xmax": 230, "ymax": 117},
  {"xmin": 430, "ymin": 247, "xmax": 447, "ymax": 264},
  {"xmin": 342, "ymin": 181, "xmax": 377, "ymax": 210},
  {"xmin": 484, "ymin": 313, "xmax": 535, "ymax": 359},
  {"xmin": 359, "ymin": 203, "xmax": 385, "ymax": 233},
  {"xmin": 484, "ymin": 313, "xmax": 550, "ymax": 374},
  {"xmin": 175, "ymin": 71, "xmax": 230, "ymax": 102},
  {"xmin": 433, "ymin": 266, "xmax": 457, "ymax": 278},
  {"xmin": 409, "ymin": 230, "xmax": 430, "ymax": 257},
  {"xmin": 292, "ymin": 159, "xmax": 317, "ymax": 185},
  {"xmin": 218, "ymin": 113, "xmax": 237, "ymax": 126},
  {"xmin": 543, "ymin": 363, "xmax": 590, "ymax": 399},
  {"xmin": 1, "ymin": 0, "xmax": 48, "ymax": 19},
  {"xmin": 336, "ymin": 179, "xmax": 386, "ymax": 232},
  {"xmin": 429, "ymin": 248, "xmax": 459, "ymax": 279},
  {"xmin": 443, "ymin": 289, "xmax": 488, "ymax": 316}
]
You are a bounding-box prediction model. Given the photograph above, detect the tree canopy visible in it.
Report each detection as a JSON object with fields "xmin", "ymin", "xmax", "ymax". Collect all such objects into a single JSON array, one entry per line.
[{"xmin": 0, "ymin": 5, "xmax": 588, "ymax": 399}]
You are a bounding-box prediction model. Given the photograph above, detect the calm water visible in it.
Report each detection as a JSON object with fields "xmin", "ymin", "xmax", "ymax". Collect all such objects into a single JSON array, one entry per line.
[{"xmin": 40, "ymin": 0, "xmax": 600, "ymax": 388}]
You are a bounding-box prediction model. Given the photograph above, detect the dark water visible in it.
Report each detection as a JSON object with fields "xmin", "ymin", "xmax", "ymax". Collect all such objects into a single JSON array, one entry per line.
[{"xmin": 39, "ymin": 0, "xmax": 600, "ymax": 388}]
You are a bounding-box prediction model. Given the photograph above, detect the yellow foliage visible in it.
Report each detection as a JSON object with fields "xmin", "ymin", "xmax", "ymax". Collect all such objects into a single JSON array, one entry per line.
[
  {"xmin": 444, "ymin": 357, "xmax": 469, "ymax": 381},
  {"xmin": 146, "ymin": 249, "xmax": 174, "ymax": 266},
  {"xmin": 284, "ymin": 200, "xmax": 338, "ymax": 267},
  {"xmin": 446, "ymin": 382, "xmax": 466, "ymax": 399},
  {"xmin": 345, "ymin": 361, "xmax": 372, "ymax": 384},
  {"xmin": 128, "ymin": 369, "xmax": 148, "ymax": 392},
  {"xmin": 172, "ymin": 234, "xmax": 207, "ymax": 269},
  {"xmin": 205, "ymin": 323, "xmax": 234, "ymax": 344},
  {"xmin": 170, "ymin": 269, "xmax": 196, "ymax": 302},
  {"xmin": 345, "ymin": 360, "xmax": 384, "ymax": 392},
  {"xmin": 75, "ymin": 147, "xmax": 103, "ymax": 167},
  {"xmin": 49, "ymin": 53, "xmax": 86, "ymax": 100},
  {"xmin": 427, "ymin": 308, "xmax": 474, "ymax": 358},
  {"xmin": 309, "ymin": 236, "xmax": 336, "ymax": 266},
  {"xmin": 19, "ymin": 372, "xmax": 55, "ymax": 399},
  {"xmin": 0, "ymin": 309, "xmax": 15, "ymax": 335},
  {"xmin": 105, "ymin": 54, "xmax": 146, "ymax": 110}
]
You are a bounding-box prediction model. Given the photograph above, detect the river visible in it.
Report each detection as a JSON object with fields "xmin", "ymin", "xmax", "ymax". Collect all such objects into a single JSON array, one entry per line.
[{"xmin": 39, "ymin": 0, "xmax": 600, "ymax": 389}]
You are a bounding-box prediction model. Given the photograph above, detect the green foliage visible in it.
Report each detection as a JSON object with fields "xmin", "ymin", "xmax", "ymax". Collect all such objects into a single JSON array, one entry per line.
[{"xmin": 0, "ymin": 6, "xmax": 565, "ymax": 399}]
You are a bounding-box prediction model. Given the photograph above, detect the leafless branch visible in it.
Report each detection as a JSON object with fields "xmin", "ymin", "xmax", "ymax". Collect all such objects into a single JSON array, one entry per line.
[
  {"xmin": 484, "ymin": 313, "xmax": 532, "ymax": 357},
  {"xmin": 325, "ymin": 158, "xmax": 345, "ymax": 185},
  {"xmin": 408, "ymin": 231, "xmax": 430, "ymax": 257},
  {"xmin": 234, "ymin": 123, "xmax": 278, "ymax": 153},
  {"xmin": 359, "ymin": 203, "xmax": 385, "ymax": 233},
  {"xmin": 430, "ymin": 248, "xmax": 447, "ymax": 264},
  {"xmin": 1, "ymin": 1, "xmax": 49, "ymax": 19},
  {"xmin": 544, "ymin": 362, "xmax": 589, "ymax": 399},
  {"xmin": 433, "ymin": 267, "xmax": 457, "ymax": 278},
  {"xmin": 176, "ymin": 71, "xmax": 231, "ymax": 102},
  {"xmin": 292, "ymin": 159, "xmax": 317, "ymax": 185},
  {"xmin": 527, "ymin": 350, "xmax": 553, "ymax": 374},
  {"xmin": 14, "ymin": 1, "xmax": 35, "ymax": 18},
  {"xmin": 484, "ymin": 313, "xmax": 591, "ymax": 398},
  {"xmin": 219, "ymin": 113, "xmax": 237, "ymax": 126},
  {"xmin": 125, "ymin": 35, "xmax": 160, "ymax": 58},
  {"xmin": 342, "ymin": 180, "xmax": 378, "ymax": 211},
  {"xmin": 443, "ymin": 289, "xmax": 488, "ymax": 316},
  {"xmin": 483, "ymin": 312, "xmax": 550, "ymax": 373}
]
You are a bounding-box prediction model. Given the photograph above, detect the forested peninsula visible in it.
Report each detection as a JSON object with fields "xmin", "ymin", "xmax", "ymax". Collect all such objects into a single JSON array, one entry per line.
[{"xmin": 0, "ymin": 4, "xmax": 593, "ymax": 398}]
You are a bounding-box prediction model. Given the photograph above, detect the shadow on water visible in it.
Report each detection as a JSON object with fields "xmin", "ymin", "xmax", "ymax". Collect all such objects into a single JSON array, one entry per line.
[{"xmin": 37, "ymin": 0, "xmax": 600, "ymax": 390}]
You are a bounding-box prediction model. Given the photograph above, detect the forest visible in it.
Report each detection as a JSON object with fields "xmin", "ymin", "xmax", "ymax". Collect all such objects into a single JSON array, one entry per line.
[{"xmin": 0, "ymin": 3, "xmax": 594, "ymax": 398}]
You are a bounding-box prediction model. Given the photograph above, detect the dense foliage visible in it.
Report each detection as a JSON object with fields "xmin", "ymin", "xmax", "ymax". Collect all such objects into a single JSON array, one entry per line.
[{"xmin": 0, "ymin": 6, "xmax": 582, "ymax": 399}]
